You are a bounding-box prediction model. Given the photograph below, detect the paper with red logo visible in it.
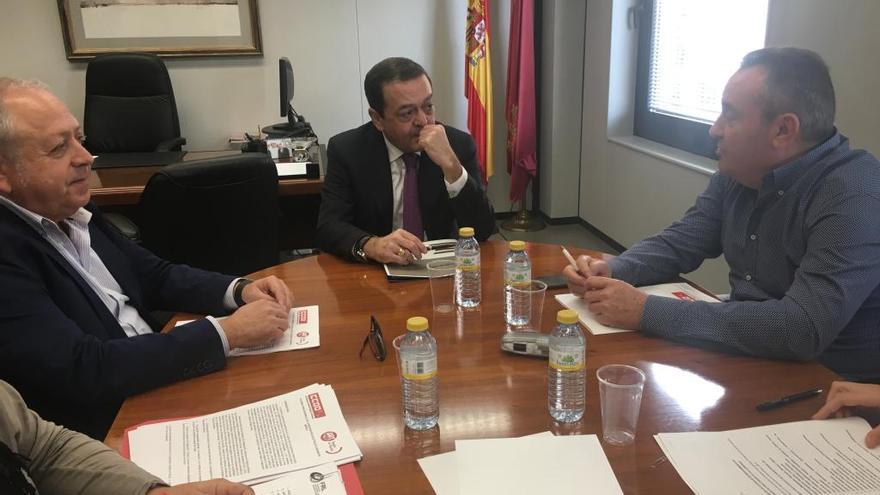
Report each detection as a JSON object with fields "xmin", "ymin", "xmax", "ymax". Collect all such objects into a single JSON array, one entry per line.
[
  {"xmin": 127, "ymin": 383, "xmax": 362, "ymax": 486},
  {"xmin": 231, "ymin": 305, "xmax": 320, "ymax": 356},
  {"xmin": 176, "ymin": 306, "xmax": 320, "ymax": 356},
  {"xmin": 251, "ymin": 462, "xmax": 345, "ymax": 495},
  {"xmin": 555, "ymin": 282, "xmax": 719, "ymax": 335}
]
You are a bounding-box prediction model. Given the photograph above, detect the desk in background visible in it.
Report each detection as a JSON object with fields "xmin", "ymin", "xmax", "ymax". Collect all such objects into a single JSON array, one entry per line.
[
  {"xmin": 104, "ymin": 241, "xmax": 839, "ymax": 493},
  {"xmin": 89, "ymin": 150, "xmax": 324, "ymax": 250}
]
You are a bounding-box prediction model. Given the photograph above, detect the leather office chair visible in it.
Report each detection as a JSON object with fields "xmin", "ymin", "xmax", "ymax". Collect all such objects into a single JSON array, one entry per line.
[
  {"xmin": 83, "ymin": 53, "xmax": 186, "ymax": 154},
  {"xmin": 138, "ymin": 153, "xmax": 280, "ymax": 276}
]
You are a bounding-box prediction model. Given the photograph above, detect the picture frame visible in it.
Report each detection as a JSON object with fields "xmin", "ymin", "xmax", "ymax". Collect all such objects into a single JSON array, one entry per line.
[{"xmin": 57, "ymin": 0, "xmax": 262, "ymax": 60}]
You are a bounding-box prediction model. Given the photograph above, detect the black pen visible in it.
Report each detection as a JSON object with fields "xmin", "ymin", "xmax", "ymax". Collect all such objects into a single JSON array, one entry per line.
[{"xmin": 756, "ymin": 388, "xmax": 823, "ymax": 411}]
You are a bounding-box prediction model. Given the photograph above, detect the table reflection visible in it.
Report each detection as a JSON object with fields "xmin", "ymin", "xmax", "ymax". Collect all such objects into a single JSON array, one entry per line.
[{"xmin": 650, "ymin": 362, "xmax": 725, "ymax": 420}]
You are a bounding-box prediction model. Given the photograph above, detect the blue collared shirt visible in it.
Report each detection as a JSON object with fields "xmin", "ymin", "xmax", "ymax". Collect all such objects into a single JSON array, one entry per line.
[
  {"xmin": 0, "ymin": 198, "xmax": 237, "ymax": 355},
  {"xmin": 610, "ymin": 131, "xmax": 880, "ymax": 381}
]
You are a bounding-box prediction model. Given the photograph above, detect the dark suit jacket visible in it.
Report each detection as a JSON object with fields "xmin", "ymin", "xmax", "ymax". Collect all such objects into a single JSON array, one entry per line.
[
  {"xmin": 316, "ymin": 122, "xmax": 495, "ymax": 259},
  {"xmin": 0, "ymin": 203, "xmax": 235, "ymax": 439}
]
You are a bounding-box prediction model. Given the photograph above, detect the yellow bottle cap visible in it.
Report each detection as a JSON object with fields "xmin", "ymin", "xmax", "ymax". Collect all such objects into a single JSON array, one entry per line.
[
  {"xmin": 557, "ymin": 309, "xmax": 578, "ymax": 324},
  {"xmin": 407, "ymin": 316, "xmax": 429, "ymax": 332},
  {"xmin": 459, "ymin": 227, "xmax": 475, "ymax": 237},
  {"xmin": 509, "ymin": 240, "xmax": 525, "ymax": 251}
]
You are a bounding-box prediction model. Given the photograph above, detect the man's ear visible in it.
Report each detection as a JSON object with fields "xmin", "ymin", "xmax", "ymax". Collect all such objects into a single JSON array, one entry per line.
[
  {"xmin": 0, "ymin": 160, "xmax": 13, "ymax": 196},
  {"xmin": 771, "ymin": 112, "xmax": 801, "ymax": 149},
  {"xmin": 368, "ymin": 108, "xmax": 385, "ymax": 133}
]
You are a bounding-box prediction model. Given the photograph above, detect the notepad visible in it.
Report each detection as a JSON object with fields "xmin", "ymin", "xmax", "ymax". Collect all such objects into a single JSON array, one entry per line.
[
  {"xmin": 383, "ymin": 238, "xmax": 457, "ymax": 280},
  {"xmin": 556, "ymin": 282, "xmax": 719, "ymax": 335}
]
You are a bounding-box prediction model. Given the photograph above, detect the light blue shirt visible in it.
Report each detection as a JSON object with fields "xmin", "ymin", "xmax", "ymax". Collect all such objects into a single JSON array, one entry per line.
[{"xmin": 0, "ymin": 198, "xmax": 236, "ymax": 355}]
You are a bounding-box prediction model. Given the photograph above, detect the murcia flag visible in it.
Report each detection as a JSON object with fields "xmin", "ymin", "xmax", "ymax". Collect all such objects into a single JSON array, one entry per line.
[
  {"xmin": 506, "ymin": 0, "xmax": 537, "ymax": 203},
  {"xmin": 466, "ymin": 0, "xmax": 493, "ymax": 182}
]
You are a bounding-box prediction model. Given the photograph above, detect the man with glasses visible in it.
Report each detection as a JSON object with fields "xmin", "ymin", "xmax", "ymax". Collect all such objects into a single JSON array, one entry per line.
[{"xmin": 316, "ymin": 57, "xmax": 495, "ymax": 264}]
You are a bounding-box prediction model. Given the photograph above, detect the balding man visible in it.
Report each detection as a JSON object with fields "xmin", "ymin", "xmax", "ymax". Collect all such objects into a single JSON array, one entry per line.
[
  {"xmin": 0, "ymin": 78, "xmax": 292, "ymax": 438},
  {"xmin": 564, "ymin": 48, "xmax": 880, "ymax": 382}
]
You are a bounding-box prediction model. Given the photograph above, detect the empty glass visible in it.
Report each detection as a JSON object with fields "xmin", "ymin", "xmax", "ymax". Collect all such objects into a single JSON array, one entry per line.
[
  {"xmin": 427, "ymin": 259, "xmax": 456, "ymax": 314},
  {"xmin": 597, "ymin": 364, "xmax": 646, "ymax": 446},
  {"xmin": 507, "ymin": 280, "xmax": 547, "ymax": 331}
]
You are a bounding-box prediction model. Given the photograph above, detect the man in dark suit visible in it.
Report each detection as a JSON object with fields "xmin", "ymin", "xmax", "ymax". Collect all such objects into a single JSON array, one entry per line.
[
  {"xmin": 316, "ymin": 57, "xmax": 495, "ymax": 264},
  {"xmin": 0, "ymin": 78, "xmax": 292, "ymax": 439}
]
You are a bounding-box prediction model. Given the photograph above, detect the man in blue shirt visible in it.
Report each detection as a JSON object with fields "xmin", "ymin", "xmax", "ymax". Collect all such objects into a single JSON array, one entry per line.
[{"xmin": 564, "ymin": 47, "xmax": 880, "ymax": 381}]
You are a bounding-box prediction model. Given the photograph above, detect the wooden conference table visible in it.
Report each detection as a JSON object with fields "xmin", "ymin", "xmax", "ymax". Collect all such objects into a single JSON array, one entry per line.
[
  {"xmin": 105, "ymin": 241, "xmax": 839, "ymax": 494},
  {"xmin": 88, "ymin": 150, "xmax": 323, "ymax": 207}
]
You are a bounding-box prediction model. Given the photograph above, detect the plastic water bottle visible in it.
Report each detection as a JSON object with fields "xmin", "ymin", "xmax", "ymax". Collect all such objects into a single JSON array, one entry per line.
[
  {"xmin": 503, "ymin": 240, "xmax": 531, "ymax": 326},
  {"xmin": 455, "ymin": 227, "xmax": 481, "ymax": 308},
  {"xmin": 399, "ymin": 316, "xmax": 439, "ymax": 430},
  {"xmin": 548, "ymin": 309, "xmax": 586, "ymax": 422}
]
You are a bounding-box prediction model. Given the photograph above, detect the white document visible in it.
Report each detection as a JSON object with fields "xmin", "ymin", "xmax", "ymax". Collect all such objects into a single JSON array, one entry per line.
[
  {"xmin": 176, "ymin": 306, "xmax": 319, "ymax": 356},
  {"xmin": 232, "ymin": 306, "xmax": 319, "ymax": 356},
  {"xmin": 417, "ymin": 432, "xmax": 553, "ymax": 495},
  {"xmin": 128, "ymin": 383, "xmax": 362, "ymax": 486},
  {"xmin": 251, "ymin": 462, "xmax": 345, "ymax": 495},
  {"xmin": 383, "ymin": 238, "xmax": 457, "ymax": 280},
  {"xmin": 454, "ymin": 434, "xmax": 623, "ymax": 495},
  {"xmin": 655, "ymin": 417, "xmax": 880, "ymax": 495},
  {"xmin": 276, "ymin": 162, "xmax": 309, "ymax": 177},
  {"xmin": 556, "ymin": 282, "xmax": 719, "ymax": 335}
]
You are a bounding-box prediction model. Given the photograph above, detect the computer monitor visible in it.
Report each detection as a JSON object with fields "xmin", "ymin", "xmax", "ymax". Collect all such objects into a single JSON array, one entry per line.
[
  {"xmin": 263, "ymin": 57, "xmax": 312, "ymax": 138},
  {"xmin": 279, "ymin": 57, "xmax": 296, "ymax": 120}
]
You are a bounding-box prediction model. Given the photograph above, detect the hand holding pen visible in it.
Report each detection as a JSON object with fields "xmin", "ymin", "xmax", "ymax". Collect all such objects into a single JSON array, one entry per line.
[{"xmin": 561, "ymin": 247, "xmax": 611, "ymax": 297}]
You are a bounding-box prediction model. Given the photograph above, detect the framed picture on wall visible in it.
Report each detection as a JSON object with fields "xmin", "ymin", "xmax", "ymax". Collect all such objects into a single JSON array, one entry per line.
[{"xmin": 57, "ymin": 0, "xmax": 262, "ymax": 60}]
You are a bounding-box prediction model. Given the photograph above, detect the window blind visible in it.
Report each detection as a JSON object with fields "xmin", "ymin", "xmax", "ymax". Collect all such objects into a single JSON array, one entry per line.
[{"xmin": 648, "ymin": 0, "xmax": 768, "ymax": 125}]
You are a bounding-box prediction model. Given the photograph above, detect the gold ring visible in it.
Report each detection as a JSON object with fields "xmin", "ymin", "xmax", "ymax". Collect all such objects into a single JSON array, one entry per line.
[{"xmin": 397, "ymin": 248, "xmax": 406, "ymax": 257}]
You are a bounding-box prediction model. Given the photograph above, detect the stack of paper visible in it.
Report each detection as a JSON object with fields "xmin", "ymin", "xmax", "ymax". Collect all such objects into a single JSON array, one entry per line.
[
  {"xmin": 128, "ymin": 383, "xmax": 362, "ymax": 487},
  {"xmin": 418, "ymin": 432, "xmax": 623, "ymax": 495},
  {"xmin": 177, "ymin": 305, "xmax": 320, "ymax": 356},
  {"xmin": 655, "ymin": 417, "xmax": 880, "ymax": 494},
  {"xmin": 556, "ymin": 282, "xmax": 719, "ymax": 335}
]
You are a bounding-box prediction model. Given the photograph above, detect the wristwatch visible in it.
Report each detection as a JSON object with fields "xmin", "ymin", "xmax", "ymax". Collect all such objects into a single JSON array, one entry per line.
[
  {"xmin": 352, "ymin": 235, "xmax": 374, "ymax": 263},
  {"xmin": 232, "ymin": 278, "xmax": 253, "ymax": 307}
]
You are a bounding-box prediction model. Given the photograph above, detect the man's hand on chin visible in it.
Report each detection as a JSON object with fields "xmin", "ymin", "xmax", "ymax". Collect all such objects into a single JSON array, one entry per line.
[
  {"xmin": 581, "ymin": 277, "xmax": 647, "ymax": 330},
  {"xmin": 418, "ymin": 124, "xmax": 462, "ymax": 182}
]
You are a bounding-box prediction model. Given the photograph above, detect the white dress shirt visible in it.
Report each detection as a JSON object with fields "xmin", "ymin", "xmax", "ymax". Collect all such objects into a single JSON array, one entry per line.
[
  {"xmin": 384, "ymin": 137, "xmax": 468, "ymax": 236},
  {"xmin": 0, "ymin": 197, "xmax": 236, "ymax": 354}
]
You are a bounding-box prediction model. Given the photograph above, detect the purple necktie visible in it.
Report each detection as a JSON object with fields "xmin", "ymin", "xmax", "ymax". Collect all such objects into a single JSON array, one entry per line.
[{"xmin": 402, "ymin": 152, "xmax": 424, "ymax": 239}]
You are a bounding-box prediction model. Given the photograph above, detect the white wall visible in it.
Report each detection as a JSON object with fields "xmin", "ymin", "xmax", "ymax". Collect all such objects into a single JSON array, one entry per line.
[
  {"xmin": 538, "ymin": 0, "xmax": 585, "ymax": 219},
  {"xmin": 0, "ymin": 0, "xmax": 522, "ymax": 211},
  {"xmin": 580, "ymin": 0, "xmax": 880, "ymax": 293}
]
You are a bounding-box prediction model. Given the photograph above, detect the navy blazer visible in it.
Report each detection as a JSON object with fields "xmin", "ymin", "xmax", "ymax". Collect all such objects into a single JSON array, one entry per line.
[
  {"xmin": 0, "ymin": 203, "xmax": 235, "ymax": 439},
  {"xmin": 315, "ymin": 122, "xmax": 495, "ymax": 260}
]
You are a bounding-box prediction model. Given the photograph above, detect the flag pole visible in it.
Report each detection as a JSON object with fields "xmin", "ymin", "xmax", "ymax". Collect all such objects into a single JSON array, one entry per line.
[{"xmin": 501, "ymin": 201, "xmax": 545, "ymax": 231}]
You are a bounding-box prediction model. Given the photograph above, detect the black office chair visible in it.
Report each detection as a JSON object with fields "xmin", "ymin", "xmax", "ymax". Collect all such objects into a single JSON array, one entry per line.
[
  {"xmin": 138, "ymin": 153, "xmax": 280, "ymax": 276},
  {"xmin": 83, "ymin": 53, "xmax": 186, "ymax": 154}
]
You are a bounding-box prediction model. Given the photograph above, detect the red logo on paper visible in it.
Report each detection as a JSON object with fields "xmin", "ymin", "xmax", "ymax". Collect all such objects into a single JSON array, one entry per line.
[
  {"xmin": 321, "ymin": 430, "xmax": 343, "ymax": 454},
  {"xmin": 296, "ymin": 331, "xmax": 309, "ymax": 338},
  {"xmin": 308, "ymin": 393, "xmax": 325, "ymax": 418},
  {"xmin": 297, "ymin": 310, "xmax": 308, "ymax": 324},
  {"xmin": 671, "ymin": 291, "xmax": 696, "ymax": 302}
]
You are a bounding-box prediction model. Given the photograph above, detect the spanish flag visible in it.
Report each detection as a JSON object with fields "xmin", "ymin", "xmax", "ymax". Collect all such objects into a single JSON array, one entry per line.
[{"xmin": 465, "ymin": 0, "xmax": 493, "ymax": 182}]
